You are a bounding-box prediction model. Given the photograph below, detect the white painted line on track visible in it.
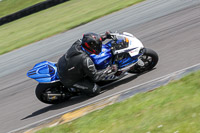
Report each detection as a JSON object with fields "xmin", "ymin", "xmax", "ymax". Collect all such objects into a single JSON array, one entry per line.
[{"xmin": 9, "ymin": 62, "xmax": 200, "ymax": 133}]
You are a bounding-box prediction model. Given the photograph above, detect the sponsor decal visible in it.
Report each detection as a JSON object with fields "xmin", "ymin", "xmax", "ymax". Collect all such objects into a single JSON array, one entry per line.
[{"xmin": 68, "ymin": 66, "xmax": 75, "ymax": 71}]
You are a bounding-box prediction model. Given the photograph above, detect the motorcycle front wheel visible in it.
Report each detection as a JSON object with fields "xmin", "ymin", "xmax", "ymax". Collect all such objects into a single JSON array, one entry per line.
[{"xmin": 129, "ymin": 48, "xmax": 159, "ymax": 73}]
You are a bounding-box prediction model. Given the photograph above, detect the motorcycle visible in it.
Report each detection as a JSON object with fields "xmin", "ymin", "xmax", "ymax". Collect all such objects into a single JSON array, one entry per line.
[{"xmin": 27, "ymin": 32, "xmax": 158, "ymax": 104}]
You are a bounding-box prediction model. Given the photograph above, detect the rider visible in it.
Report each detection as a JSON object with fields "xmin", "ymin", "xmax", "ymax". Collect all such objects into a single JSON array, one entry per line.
[{"xmin": 57, "ymin": 32, "xmax": 117, "ymax": 96}]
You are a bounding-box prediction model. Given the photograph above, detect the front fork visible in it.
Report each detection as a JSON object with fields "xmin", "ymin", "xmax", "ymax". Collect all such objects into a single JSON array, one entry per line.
[
  {"xmin": 135, "ymin": 48, "xmax": 146, "ymax": 67},
  {"xmin": 137, "ymin": 58, "xmax": 145, "ymax": 67}
]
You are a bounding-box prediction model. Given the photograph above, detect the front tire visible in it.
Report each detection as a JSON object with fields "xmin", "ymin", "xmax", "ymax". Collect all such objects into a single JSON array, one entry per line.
[{"xmin": 129, "ymin": 48, "xmax": 159, "ymax": 73}]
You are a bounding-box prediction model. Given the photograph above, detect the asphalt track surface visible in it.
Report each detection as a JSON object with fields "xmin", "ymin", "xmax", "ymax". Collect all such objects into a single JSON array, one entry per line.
[{"xmin": 1, "ymin": 0, "xmax": 200, "ymax": 132}]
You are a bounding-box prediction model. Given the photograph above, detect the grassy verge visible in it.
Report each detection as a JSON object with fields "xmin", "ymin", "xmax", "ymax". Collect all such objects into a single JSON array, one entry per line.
[
  {"xmin": 37, "ymin": 70, "xmax": 200, "ymax": 133},
  {"xmin": 0, "ymin": 0, "xmax": 45, "ymax": 18},
  {"xmin": 0, "ymin": 0, "xmax": 144, "ymax": 55}
]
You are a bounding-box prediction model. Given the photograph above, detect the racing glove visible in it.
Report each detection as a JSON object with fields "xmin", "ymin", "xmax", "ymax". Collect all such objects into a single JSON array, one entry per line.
[
  {"xmin": 105, "ymin": 31, "xmax": 112, "ymax": 39},
  {"xmin": 101, "ymin": 31, "xmax": 112, "ymax": 41}
]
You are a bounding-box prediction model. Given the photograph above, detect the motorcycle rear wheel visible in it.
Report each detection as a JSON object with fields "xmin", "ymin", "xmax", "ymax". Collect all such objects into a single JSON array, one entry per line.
[
  {"xmin": 35, "ymin": 82, "xmax": 70, "ymax": 104},
  {"xmin": 129, "ymin": 48, "xmax": 159, "ymax": 73}
]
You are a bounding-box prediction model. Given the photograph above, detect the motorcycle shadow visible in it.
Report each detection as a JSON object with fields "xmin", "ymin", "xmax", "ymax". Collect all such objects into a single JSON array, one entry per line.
[{"xmin": 21, "ymin": 95, "xmax": 90, "ymax": 120}]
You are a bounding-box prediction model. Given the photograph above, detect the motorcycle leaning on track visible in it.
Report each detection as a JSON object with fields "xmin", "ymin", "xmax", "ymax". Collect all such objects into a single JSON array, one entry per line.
[{"xmin": 27, "ymin": 32, "xmax": 158, "ymax": 104}]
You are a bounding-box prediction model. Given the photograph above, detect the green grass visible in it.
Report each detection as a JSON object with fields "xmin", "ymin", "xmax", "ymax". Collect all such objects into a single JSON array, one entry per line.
[
  {"xmin": 0, "ymin": 0, "xmax": 144, "ymax": 55},
  {"xmin": 37, "ymin": 70, "xmax": 200, "ymax": 133},
  {"xmin": 0, "ymin": 0, "xmax": 45, "ymax": 18}
]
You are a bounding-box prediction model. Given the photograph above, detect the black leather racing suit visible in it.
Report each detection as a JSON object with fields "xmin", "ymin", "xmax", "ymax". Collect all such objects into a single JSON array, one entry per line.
[{"xmin": 57, "ymin": 39, "xmax": 111, "ymax": 94}]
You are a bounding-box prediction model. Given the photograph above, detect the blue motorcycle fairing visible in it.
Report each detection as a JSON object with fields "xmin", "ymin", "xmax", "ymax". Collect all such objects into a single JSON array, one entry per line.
[
  {"xmin": 90, "ymin": 40, "xmax": 139, "ymax": 69},
  {"xmin": 90, "ymin": 43, "xmax": 113, "ymax": 70},
  {"xmin": 27, "ymin": 61, "xmax": 59, "ymax": 83}
]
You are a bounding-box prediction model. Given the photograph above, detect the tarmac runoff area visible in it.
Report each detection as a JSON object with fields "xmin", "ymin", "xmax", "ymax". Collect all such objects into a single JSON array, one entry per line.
[{"xmin": 12, "ymin": 63, "xmax": 200, "ymax": 133}]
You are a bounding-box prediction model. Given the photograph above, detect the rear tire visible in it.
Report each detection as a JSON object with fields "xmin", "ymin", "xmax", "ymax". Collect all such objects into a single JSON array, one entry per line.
[
  {"xmin": 35, "ymin": 82, "xmax": 70, "ymax": 104},
  {"xmin": 129, "ymin": 48, "xmax": 158, "ymax": 73}
]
